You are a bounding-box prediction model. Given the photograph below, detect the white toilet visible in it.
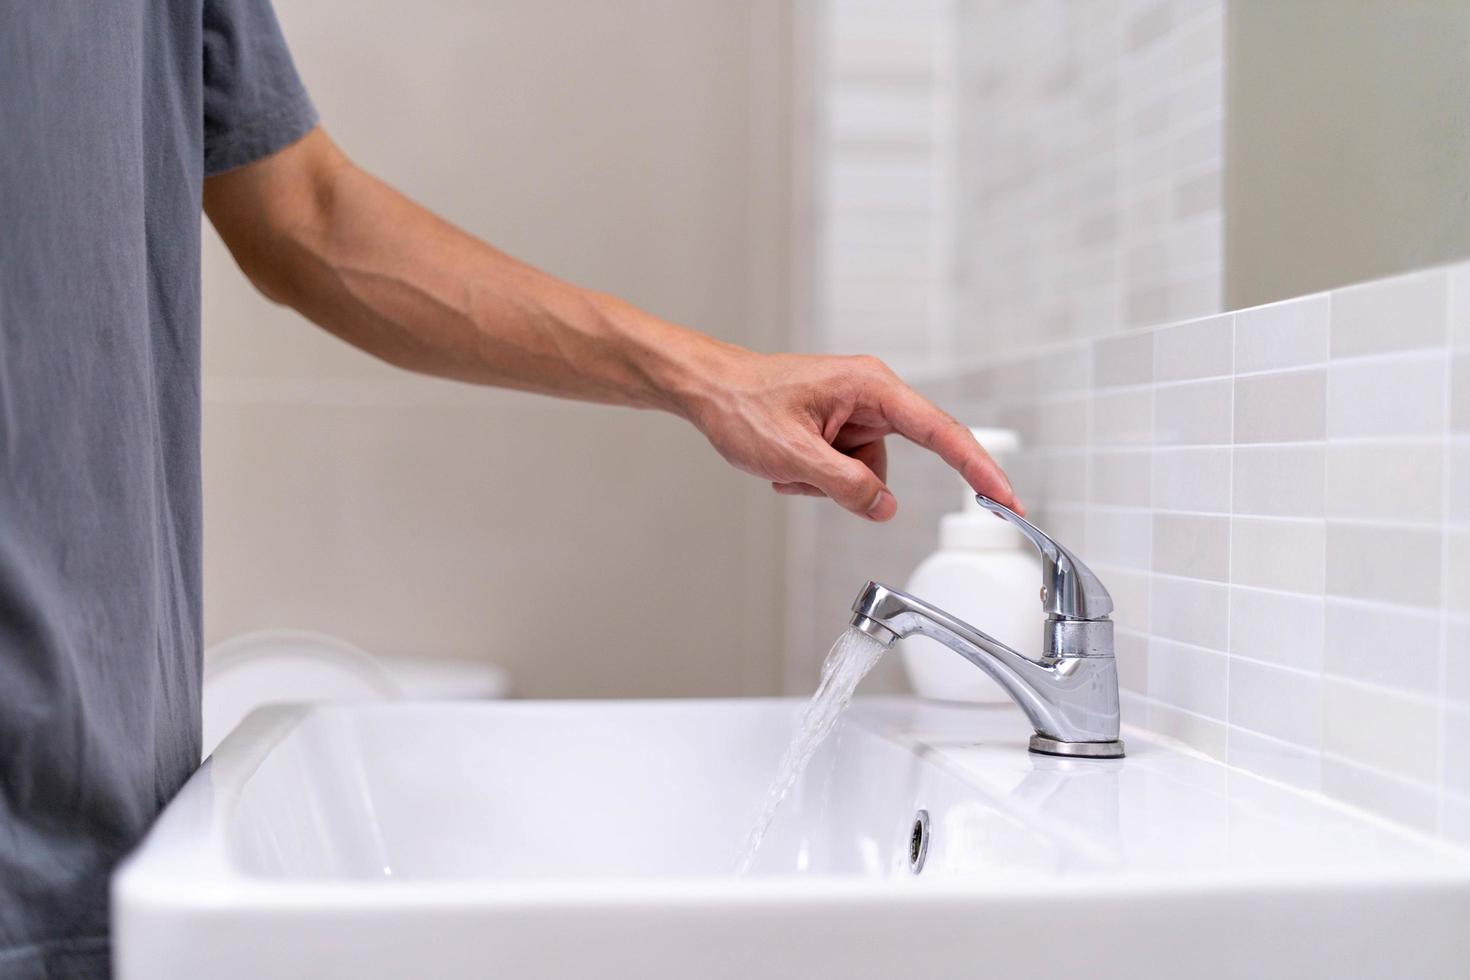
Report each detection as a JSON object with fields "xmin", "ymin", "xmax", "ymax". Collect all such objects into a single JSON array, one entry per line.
[{"xmin": 200, "ymin": 629, "xmax": 510, "ymax": 759}]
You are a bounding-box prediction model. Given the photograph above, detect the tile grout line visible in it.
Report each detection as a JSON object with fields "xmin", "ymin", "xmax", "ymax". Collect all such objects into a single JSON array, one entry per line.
[
  {"xmin": 940, "ymin": 264, "xmax": 1465, "ymax": 384},
  {"xmin": 1320, "ymin": 670, "xmax": 1448, "ymax": 708},
  {"xmin": 1142, "ymin": 320, "xmax": 1158, "ymax": 726},
  {"xmin": 1317, "ymin": 288, "xmax": 1334, "ymax": 781},
  {"xmin": 1224, "ymin": 312, "xmax": 1235, "ymax": 755},
  {"xmin": 1438, "ymin": 277, "xmax": 1453, "ymax": 833}
]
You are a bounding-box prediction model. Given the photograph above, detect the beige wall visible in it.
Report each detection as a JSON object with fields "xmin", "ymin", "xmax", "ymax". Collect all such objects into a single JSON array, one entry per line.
[
  {"xmin": 201, "ymin": 1, "xmax": 791, "ymax": 697},
  {"xmin": 1225, "ymin": 0, "xmax": 1470, "ymax": 309}
]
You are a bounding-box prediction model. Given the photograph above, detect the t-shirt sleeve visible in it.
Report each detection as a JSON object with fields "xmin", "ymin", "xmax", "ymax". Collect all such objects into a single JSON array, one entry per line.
[{"xmin": 201, "ymin": 0, "xmax": 319, "ymax": 176}]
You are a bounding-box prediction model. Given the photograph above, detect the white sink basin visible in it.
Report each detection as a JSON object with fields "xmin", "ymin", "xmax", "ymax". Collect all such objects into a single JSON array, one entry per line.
[{"xmin": 114, "ymin": 698, "xmax": 1470, "ymax": 978}]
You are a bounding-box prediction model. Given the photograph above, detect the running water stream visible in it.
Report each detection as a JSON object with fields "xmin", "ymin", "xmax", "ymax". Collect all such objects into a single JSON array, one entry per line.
[{"xmin": 736, "ymin": 626, "xmax": 888, "ymax": 873}]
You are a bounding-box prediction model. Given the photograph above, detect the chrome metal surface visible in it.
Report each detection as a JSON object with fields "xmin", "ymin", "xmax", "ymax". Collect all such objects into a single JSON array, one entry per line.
[
  {"xmin": 850, "ymin": 614, "xmax": 898, "ymax": 647},
  {"xmin": 974, "ymin": 495, "xmax": 1113, "ymax": 621},
  {"xmin": 908, "ymin": 809, "xmax": 930, "ymax": 874},
  {"xmin": 850, "ymin": 582, "xmax": 1121, "ymax": 745},
  {"xmin": 1028, "ymin": 734, "xmax": 1126, "ymax": 759},
  {"xmin": 849, "ymin": 498, "xmax": 1122, "ymax": 755},
  {"xmin": 1044, "ymin": 618, "xmax": 1114, "ymax": 659}
]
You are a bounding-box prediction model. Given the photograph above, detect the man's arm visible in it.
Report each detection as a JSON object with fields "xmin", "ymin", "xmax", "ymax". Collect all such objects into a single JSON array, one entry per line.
[{"xmin": 203, "ymin": 127, "xmax": 1020, "ymax": 521}]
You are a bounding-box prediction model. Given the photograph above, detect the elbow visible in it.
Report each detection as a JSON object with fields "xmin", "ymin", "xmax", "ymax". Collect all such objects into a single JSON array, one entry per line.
[
  {"xmin": 237, "ymin": 249, "xmax": 306, "ymax": 311},
  {"xmin": 225, "ymin": 243, "xmax": 287, "ymax": 306},
  {"xmin": 204, "ymin": 127, "xmax": 351, "ymax": 314}
]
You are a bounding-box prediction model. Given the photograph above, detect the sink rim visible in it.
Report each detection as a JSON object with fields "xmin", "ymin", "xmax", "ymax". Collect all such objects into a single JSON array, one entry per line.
[{"xmin": 114, "ymin": 697, "xmax": 1470, "ymax": 914}]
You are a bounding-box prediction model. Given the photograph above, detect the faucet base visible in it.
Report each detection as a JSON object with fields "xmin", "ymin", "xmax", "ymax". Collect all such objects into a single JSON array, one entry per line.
[{"xmin": 1029, "ymin": 734, "xmax": 1125, "ymax": 759}]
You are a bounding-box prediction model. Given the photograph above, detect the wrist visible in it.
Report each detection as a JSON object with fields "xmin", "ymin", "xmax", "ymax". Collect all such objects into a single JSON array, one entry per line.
[
  {"xmin": 660, "ymin": 336, "xmax": 755, "ymax": 431},
  {"xmin": 583, "ymin": 289, "xmax": 754, "ymax": 425}
]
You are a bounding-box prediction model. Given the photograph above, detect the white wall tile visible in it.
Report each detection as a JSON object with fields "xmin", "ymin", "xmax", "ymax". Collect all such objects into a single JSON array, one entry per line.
[
  {"xmin": 828, "ymin": 156, "xmax": 939, "ymax": 210},
  {"xmin": 1107, "ymin": 567, "xmax": 1153, "ymax": 633},
  {"xmin": 1324, "ymin": 598, "xmax": 1441, "ymax": 697},
  {"xmin": 1152, "ymin": 446, "xmax": 1231, "ymax": 512},
  {"xmin": 1322, "ymin": 756, "xmax": 1439, "ymax": 833},
  {"xmin": 1229, "ymin": 658, "xmax": 1322, "ymax": 749},
  {"xmin": 1048, "ymin": 343, "xmax": 1095, "ymax": 392},
  {"xmin": 1453, "ymin": 353, "xmax": 1470, "ymax": 434},
  {"xmin": 1090, "ymin": 449, "xmax": 1153, "ymax": 506},
  {"xmin": 1234, "ymin": 369, "xmax": 1327, "ymax": 443},
  {"xmin": 1323, "ymin": 677, "xmax": 1440, "ymax": 786},
  {"xmin": 1085, "ymin": 507, "xmax": 1154, "ymax": 570},
  {"xmin": 1446, "ymin": 529, "xmax": 1470, "ymax": 616},
  {"xmin": 1151, "ymin": 574, "xmax": 1229, "ymax": 650},
  {"xmin": 1444, "ymin": 703, "xmax": 1470, "ymax": 797},
  {"xmin": 1149, "ymin": 637, "xmax": 1228, "ymax": 718},
  {"xmin": 1232, "ymin": 444, "xmax": 1325, "ymax": 518},
  {"xmin": 805, "ymin": 4, "xmax": 1463, "ymax": 842},
  {"xmin": 1451, "ymin": 261, "xmax": 1470, "ymax": 348},
  {"xmin": 1229, "ymin": 586, "xmax": 1324, "ymax": 672},
  {"xmin": 1126, "ymin": 0, "xmax": 1175, "ymax": 49},
  {"xmin": 1155, "ymin": 313, "xmax": 1233, "ymax": 381},
  {"xmin": 1116, "ymin": 629, "xmax": 1150, "ymax": 693},
  {"xmin": 1042, "ymin": 504, "xmax": 1088, "ymax": 552},
  {"xmin": 1040, "ymin": 451, "xmax": 1092, "ymax": 504},
  {"xmin": 1327, "ymin": 354, "xmax": 1447, "ymax": 438},
  {"xmin": 1152, "ymin": 512, "xmax": 1230, "ymax": 581},
  {"xmin": 1148, "ymin": 701, "xmax": 1227, "ymax": 761},
  {"xmin": 1120, "ymin": 688, "xmax": 1151, "ymax": 730},
  {"xmin": 1451, "ymin": 441, "xmax": 1470, "ymax": 525},
  {"xmin": 830, "ymin": 87, "xmax": 939, "ymax": 143},
  {"xmin": 1036, "ymin": 397, "xmax": 1090, "ymax": 449},
  {"xmin": 1325, "ymin": 442, "xmax": 1443, "ymax": 524},
  {"xmin": 1331, "ymin": 269, "xmax": 1447, "ymax": 358},
  {"xmin": 1004, "ymin": 452, "xmax": 1046, "ymax": 503},
  {"xmin": 1091, "ymin": 388, "xmax": 1154, "ymax": 446},
  {"xmin": 1154, "ymin": 378, "xmax": 1232, "ymax": 445},
  {"xmin": 1326, "ymin": 522, "xmax": 1441, "ymax": 610},
  {"xmin": 1231, "ymin": 517, "xmax": 1325, "ymax": 594},
  {"xmin": 1093, "ymin": 331, "xmax": 1155, "ymax": 387},
  {"xmin": 1447, "ymin": 618, "xmax": 1470, "ymax": 707},
  {"xmin": 1228, "ymin": 725, "xmax": 1322, "ymax": 791},
  {"xmin": 1445, "ymin": 793, "xmax": 1470, "ymax": 846},
  {"xmin": 1234, "ymin": 294, "xmax": 1329, "ymax": 373},
  {"xmin": 829, "ymin": 4, "xmax": 947, "ymax": 75},
  {"xmin": 1171, "ymin": 119, "xmax": 1222, "ymax": 173}
]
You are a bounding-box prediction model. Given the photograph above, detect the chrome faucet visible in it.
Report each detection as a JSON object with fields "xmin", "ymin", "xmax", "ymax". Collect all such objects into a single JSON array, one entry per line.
[{"xmin": 849, "ymin": 495, "xmax": 1124, "ymax": 758}]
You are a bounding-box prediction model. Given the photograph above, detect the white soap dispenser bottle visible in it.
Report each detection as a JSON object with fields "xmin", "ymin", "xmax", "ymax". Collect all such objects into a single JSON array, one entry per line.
[{"xmin": 899, "ymin": 427, "xmax": 1042, "ymax": 703}]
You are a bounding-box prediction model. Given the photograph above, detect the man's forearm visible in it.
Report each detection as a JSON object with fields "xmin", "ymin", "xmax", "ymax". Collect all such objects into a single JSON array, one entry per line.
[
  {"xmin": 205, "ymin": 126, "xmax": 1020, "ymax": 521},
  {"xmin": 204, "ymin": 129, "xmax": 731, "ymax": 421}
]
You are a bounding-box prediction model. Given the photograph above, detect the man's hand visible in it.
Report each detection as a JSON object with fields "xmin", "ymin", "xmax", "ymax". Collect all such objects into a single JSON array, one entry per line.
[
  {"xmin": 683, "ymin": 350, "xmax": 1019, "ymax": 522},
  {"xmin": 204, "ymin": 127, "xmax": 1020, "ymax": 521}
]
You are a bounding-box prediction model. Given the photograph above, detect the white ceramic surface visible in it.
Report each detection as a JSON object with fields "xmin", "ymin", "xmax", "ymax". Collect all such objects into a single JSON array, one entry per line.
[
  {"xmin": 114, "ymin": 698, "xmax": 1470, "ymax": 979},
  {"xmin": 377, "ymin": 654, "xmax": 510, "ymax": 701},
  {"xmin": 200, "ymin": 630, "xmax": 404, "ymax": 760}
]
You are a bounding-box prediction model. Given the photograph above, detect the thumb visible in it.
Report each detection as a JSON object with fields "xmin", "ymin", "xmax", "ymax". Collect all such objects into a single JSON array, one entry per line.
[{"xmin": 795, "ymin": 439, "xmax": 896, "ymax": 521}]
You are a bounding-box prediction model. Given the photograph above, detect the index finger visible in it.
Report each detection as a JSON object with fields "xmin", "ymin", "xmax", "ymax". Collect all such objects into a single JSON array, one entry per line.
[{"xmin": 880, "ymin": 381, "xmax": 1025, "ymax": 516}]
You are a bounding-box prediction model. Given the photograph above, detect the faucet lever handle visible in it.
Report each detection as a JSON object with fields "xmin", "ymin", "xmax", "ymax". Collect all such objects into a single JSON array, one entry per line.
[{"xmin": 974, "ymin": 495, "xmax": 1113, "ymax": 621}]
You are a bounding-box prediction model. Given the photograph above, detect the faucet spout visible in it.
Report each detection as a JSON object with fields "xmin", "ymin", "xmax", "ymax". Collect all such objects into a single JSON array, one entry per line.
[{"xmin": 850, "ymin": 583, "xmax": 1122, "ymax": 756}]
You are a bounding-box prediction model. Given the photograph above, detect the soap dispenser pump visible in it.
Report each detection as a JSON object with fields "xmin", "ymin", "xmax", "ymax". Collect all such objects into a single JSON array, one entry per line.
[{"xmin": 899, "ymin": 427, "xmax": 1042, "ymax": 703}]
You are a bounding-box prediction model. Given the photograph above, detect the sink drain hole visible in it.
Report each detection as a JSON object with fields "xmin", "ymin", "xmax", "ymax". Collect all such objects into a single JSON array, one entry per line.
[{"xmin": 908, "ymin": 809, "xmax": 930, "ymax": 874}]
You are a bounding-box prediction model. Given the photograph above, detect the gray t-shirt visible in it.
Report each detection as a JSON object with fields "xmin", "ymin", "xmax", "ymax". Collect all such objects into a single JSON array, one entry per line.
[{"xmin": 0, "ymin": 1, "xmax": 315, "ymax": 975}]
